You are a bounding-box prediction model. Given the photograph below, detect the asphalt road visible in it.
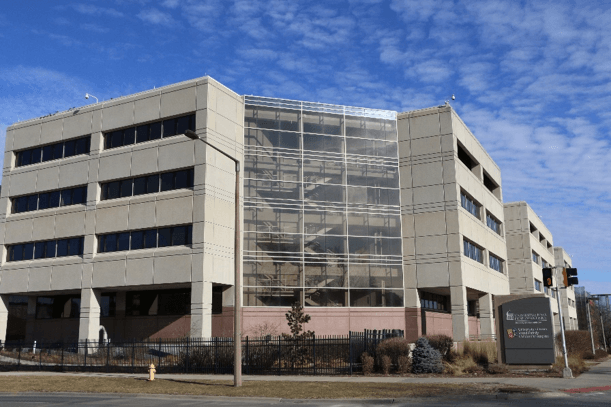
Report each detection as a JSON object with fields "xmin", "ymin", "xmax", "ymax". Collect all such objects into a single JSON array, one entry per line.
[{"xmin": 2, "ymin": 392, "xmax": 611, "ymax": 407}]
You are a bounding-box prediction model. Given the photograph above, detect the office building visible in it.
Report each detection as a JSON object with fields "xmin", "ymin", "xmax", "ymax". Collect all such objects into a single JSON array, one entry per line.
[{"xmin": 0, "ymin": 77, "xmax": 510, "ymax": 344}]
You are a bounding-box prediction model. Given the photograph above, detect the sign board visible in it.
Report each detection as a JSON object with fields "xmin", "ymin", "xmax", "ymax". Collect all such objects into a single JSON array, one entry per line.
[{"xmin": 500, "ymin": 297, "xmax": 555, "ymax": 365}]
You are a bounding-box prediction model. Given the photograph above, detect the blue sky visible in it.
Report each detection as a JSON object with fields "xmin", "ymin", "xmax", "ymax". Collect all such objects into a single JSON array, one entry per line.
[{"xmin": 1, "ymin": 0, "xmax": 610, "ymax": 294}]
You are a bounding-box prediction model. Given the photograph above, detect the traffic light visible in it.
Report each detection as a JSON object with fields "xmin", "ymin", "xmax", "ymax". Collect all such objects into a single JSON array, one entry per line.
[
  {"xmin": 562, "ymin": 268, "xmax": 578, "ymax": 287},
  {"xmin": 542, "ymin": 268, "xmax": 553, "ymax": 287}
]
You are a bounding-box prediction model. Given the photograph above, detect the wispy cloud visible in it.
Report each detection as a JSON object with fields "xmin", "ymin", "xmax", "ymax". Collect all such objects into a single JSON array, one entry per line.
[
  {"xmin": 71, "ymin": 4, "xmax": 124, "ymax": 18},
  {"xmin": 137, "ymin": 8, "xmax": 175, "ymax": 26}
]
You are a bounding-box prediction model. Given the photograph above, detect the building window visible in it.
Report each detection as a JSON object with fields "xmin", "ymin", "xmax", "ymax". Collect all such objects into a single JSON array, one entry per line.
[
  {"xmin": 12, "ymin": 185, "xmax": 87, "ymax": 214},
  {"xmin": 544, "ymin": 286, "xmax": 549, "ymax": 295},
  {"xmin": 468, "ymin": 300, "xmax": 478, "ymax": 316},
  {"xmin": 6, "ymin": 237, "xmax": 84, "ymax": 262},
  {"xmin": 535, "ymin": 279, "xmax": 542, "ymax": 291},
  {"xmin": 457, "ymin": 142, "xmax": 478, "ymax": 170},
  {"xmin": 101, "ymin": 293, "xmax": 116, "ymax": 317},
  {"xmin": 551, "ymin": 289, "xmax": 556, "ymax": 299},
  {"xmin": 15, "ymin": 136, "xmax": 90, "ymax": 168},
  {"xmin": 463, "ymin": 238, "xmax": 483, "ymax": 263},
  {"xmin": 104, "ymin": 114, "xmax": 195, "ymax": 150},
  {"xmin": 542, "ymin": 259, "xmax": 549, "ymax": 268},
  {"xmin": 532, "ymin": 251, "xmax": 540, "ymax": 264},
  {"xmin": 489, "ymin": 253, "xmax": 503, "ymax": 273},
  {"xmin": 420, "ymin": 291, "xmax": 449, "ymax": 312},
  {"xmin": 36, "ymin": 295, "xmax": 80, "ymax": 319},
  {"xmin": 98, "ymin": 225, "xmax": 192, "ymax": 253},
  {"xmin": 486, "ymin": 212, "xmax": 501, "ymax": 235},
  {"xmin": 126, "ymin": 289, "xmax": 191, "ymax": 316},
  {"xmin": 101, "ymin": 168, "xmax": 194, "ymax": 200},
  {"xmin": 460, "ymin": 191, "xmax": 480, "ymax": 218}
]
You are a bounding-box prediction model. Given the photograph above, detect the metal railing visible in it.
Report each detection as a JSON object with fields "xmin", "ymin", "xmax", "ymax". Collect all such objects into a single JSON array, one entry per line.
[{"xmin": 0, "ymin": 330, "xmax": 403, "ymax": 375}]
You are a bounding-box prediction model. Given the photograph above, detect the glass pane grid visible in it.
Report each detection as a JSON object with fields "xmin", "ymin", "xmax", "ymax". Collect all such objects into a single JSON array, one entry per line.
[{"xmin": 243, "ymin": 101, "xmax": 403, "ymax": 308}]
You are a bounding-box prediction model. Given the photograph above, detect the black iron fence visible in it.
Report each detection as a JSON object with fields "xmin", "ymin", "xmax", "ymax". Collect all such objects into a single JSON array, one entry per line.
[{"xmin": 0, "ymin": 330, "xmax": 403, "ymax": 375}]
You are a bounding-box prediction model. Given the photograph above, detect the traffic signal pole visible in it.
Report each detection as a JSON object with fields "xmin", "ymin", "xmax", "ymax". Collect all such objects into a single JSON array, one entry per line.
[{"xmin": 554, "ymin": 267, "xmax": 572, "ymax": 378}]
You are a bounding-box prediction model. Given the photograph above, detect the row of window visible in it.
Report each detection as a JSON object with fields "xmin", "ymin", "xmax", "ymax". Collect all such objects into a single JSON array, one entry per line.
[
  {"xmin": 104, "ymin": 114, "xmax": 195, "ymax": 149},
  {"xmin": 7, "ymin": 237, "xmax": 85, "ymax": 262},
  {"xmin": 16, "ymin": 136, "xmax": 91, "ymax": 168},
  {"xmin": 34, "ymin": 290, "xmax": 191, "ymax": 319},
  {"xmin": 460, "ymin": 191, "xmax": 503, "ymax": 235},
  {"xmin": 463, "ymin": 238, "xmax": 505, "ymax": 273},
  {"xmin": 12, "ymin": 186, "xmax": 87, "ymax": 214},
  {"xmin": 98, "ymin": 225, "xmax": 193, "ymax": 253},
  {"xmin": 101, "ymin": 168, "xmax": 194, "ymax": 200}
]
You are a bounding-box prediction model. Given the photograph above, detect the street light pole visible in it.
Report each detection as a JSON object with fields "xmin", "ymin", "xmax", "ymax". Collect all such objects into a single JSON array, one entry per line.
[{"xmin": 185, "ymin": 129, "xmax": 242, "ymax": 387}]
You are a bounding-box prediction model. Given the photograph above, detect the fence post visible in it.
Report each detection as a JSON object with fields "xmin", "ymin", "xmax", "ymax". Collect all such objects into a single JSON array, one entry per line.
[
  {"xmin": 312, "ymin": 334, "xmax": 316, "ymax": 375},
  {"xmin": 84, "ymin": 340, "xmax": 88, "ymax": 369},
  {"xmin": 214, "ymin": 337, "xmax": 218, "ymax": 375},
  {"xmin": 38, "ymin": 342, "xmax": 42, "ymax": 370},
  {"xmin": 17, "ymin": 341, "xmax": 21, "ymax": 369},
  {"xmin": 278, "ymin": 336, "xmax": 281, "ymax": 375},
  {"xmin": 106, "ymin": 339, "xmax": 110, "ymax": 373},
  {"xmin": 158, "ymin": 338, "xmax": 162, "ymax": 371},
  {"xmin": 61, "ymin": 341, "xmax": 64, "ymax": 372},
  {"xmin": 349, "ymin": 332, "xmax": 353, "ymax": 375},
  {"xmin": 245, "ymin": 336, "xmax": 249, "ymax": 375},
  {"xmin": 131, "ymin": 339, "xmax": 135, "ymax": 371},
  {"xmin": 185, "ymin": 337, "xmax": 190, "ymax": 374}
]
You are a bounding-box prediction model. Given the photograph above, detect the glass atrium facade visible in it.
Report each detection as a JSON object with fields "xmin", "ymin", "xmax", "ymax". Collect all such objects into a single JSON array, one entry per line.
[{"xmin": 243, "ymin": 96, "xmax": 404, "ymax": 308}]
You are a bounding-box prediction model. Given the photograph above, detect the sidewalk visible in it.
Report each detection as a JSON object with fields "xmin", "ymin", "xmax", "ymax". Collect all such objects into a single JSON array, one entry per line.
[{"xmin": 1, "ymin": 358, "xmax": 610, "ymax": 393}]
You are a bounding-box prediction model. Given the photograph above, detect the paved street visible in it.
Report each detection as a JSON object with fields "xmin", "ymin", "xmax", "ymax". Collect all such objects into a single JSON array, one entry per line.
[{"xmin": 1, "ymin": 392, "xmax": 611, "ymax": 407}]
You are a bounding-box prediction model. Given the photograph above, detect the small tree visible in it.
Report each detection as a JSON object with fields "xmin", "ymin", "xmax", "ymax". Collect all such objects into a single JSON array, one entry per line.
[
  {"xmin": 282, "ymin": 303, "xmax": 314, "ymax": 368},
  {"xmin": 412, "ymin": 337, "xmax": 443, "ymax": 374},
  {"xmin": 284, "ymin": 303, "xmax": 314, "ymax": 339}
]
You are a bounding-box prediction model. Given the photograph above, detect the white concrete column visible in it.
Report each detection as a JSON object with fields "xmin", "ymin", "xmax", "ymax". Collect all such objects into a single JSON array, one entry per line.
[
  {"xmin": 450, "ymin": 286, "xmax": 469, "ymax": 342},
  {"xmin": 479, "ymin": 293, "xmax": 494, "ymax": 338},
  {"xmin": 190, "ymin": 281, "xmax": 212, "ymax": 338},
  {"xmin": 0, "ymin": 295, "xmax": 9, "ymax": 344},
  {"xmin": 78, "ymin": 288, "xmax": 102, "ymax": 343}
]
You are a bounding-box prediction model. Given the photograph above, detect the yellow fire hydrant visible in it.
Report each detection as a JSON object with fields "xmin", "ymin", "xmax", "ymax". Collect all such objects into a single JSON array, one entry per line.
[{"xmin": 147, "ymin": 364, "xmax": 156, "ymax": 381}]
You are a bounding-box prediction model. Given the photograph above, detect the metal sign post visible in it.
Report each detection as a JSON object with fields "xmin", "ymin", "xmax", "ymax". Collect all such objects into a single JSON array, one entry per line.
[{"xmin": 553, "ymin": 267, "xmax": 572, "ymax": 378}]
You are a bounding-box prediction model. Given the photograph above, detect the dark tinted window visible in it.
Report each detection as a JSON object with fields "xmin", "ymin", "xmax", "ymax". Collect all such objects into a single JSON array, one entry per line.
[
  {"xmin": 136, "ymin": 124, "xmax": 150, "ymax": 143},
  {"xmin": 107, "ymin": 181, "xmax": 120, "ymax": 200},
  {"xmin": 172, "ymin": 226, "xmax": 187, "ymax": 246},
  {"xmin": 72, "ymin": 187, "xmax": 86, "ymax": 205},
  {"xmin": 124, "ymin": 128, "xmax": 135, "ymax": 145},
  {"xmin": 110, "ymin": 131, "xmax": 123, "ymax": 148},
  {"xmin": 64, "ymin": 140, "xmax": 76, "ymax": 157},
  {"xmin": 175, "ymin": 170, "xmax": 189, "ymax": 189},
  {"xmin": 158, "ymin": 228, "xmax": 172, "ymax": 247},
  {"xmin": 38, "ymin": 193, "xmax": 49, "ymax": 210},
  {"xmin": 34, "ymin": 242, "xmax": 45, "ymax": 259},
  {"xmin": 49, "ymin": 191, "xmax": 60, "ymax": 208},
  {"xmin": 15, "ymin": 197, "xmax": 27, "ymax": 213},
  {"xmin": 117, "ymin": 232, "xmax": 130, "ymax": 251},
  {"xmin": 144, "ymin": 229, "xmax": 157, "ymax": 248},
  {"xmin": 16, "ymin": 136, "xmax": 90, "ymax": 168},
  {"xmin": 147, "ymin": 174, "xmax": 159, "ymax": 193},
  {"xmin": 176, "ymin": 115, "xmax": 193, "ymax": 135},
  {"xmin": 27, "ymin": 195, "xmax": 38, "ymax": 211},
  {"xmin": 60, "ymin": 189, "xmax": 72, "ymax": 206},
  {"xmin": 160, "ymin": 172, "xmax": 174, "ymax": 191},
  {"xmin": 150, "ymin": 122, "xmax": 162, "ymax": 140},
  {"xmin": 120, "ymin": 179, "xmax": 133, "ymax": 198},
  {"xmin": 68, "ymin": 237, "xmax": 81, "ymax": 256},
  {"xmin": 103, "ymin": 234, "xmax": 117, "ymax": 252},
  {"xmin": 131, "ymin": 231, "xmax": 144, "ymax": 250},
  {"xmin": 45, "ymin": 241, "xmax": 56, "ymax": 258},
  {"xmin": 31, "ymin": 148, "xmax": 42, "ymax": 163},
  {"xmin": 23, "ymin": 243, "xmax": 34, "ymax": 260},
  {"xmin": 12, "ymin": 245, "xmax": 23, "ymax": 261},
  {"xmin": 133, "ymin": 177, "xmax": 147, "ymax": 195},
  {"xmin": 57, "ymin": 239, "xmax": 68, "ymax": 257},
  {"xmin": 53, "ymin": 143, "xmax": 64, "ymax": 160},
  {"xmin": 163, "ymin": 119, "xmax": 176, "ymax": 137},
  {"xmin": 42, "ymin": 145, "xmax": 54, "ymax": 162}
]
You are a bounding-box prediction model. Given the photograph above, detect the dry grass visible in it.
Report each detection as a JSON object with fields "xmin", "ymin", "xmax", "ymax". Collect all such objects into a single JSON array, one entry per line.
[
  {"xmin": 461, "ymin": 341, "xmax": 497, "ymax": 364},
  {"xmin": 0, "ymin": 376, "xmax": 536, "ymax": 399},
  {"xmin": 550, "ymin": 355, "xmax": 587, "ymax": 375}
]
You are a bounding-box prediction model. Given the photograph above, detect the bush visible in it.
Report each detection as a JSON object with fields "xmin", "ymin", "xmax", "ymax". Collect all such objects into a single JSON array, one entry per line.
[
  {"xmin": 380, "ymin": 355, "xmax": 392, "ymax": 375},
  {"xmin": 397, "ymin": 355, "xmax": 411, "ymax": 374},
  {"xmin": 412, "ymin": 337, "xmax": 443, "ymax": 374},
  {"xmin": 376, "ymin": 337, "xmax": 411, "ymax": 368},
  {"xmin": 486, "ymin": 363, "xmax": 508, "ymax": 374},
  {"xmin": 551, "ymin": 355, "xmax": 587, "ymax": 375},
  {"xmin": 427, "ymin": 334, "xmax": 454, "ymax": 360},
  {"xmin": 582, "ymin": 351, "xmax": 596, "ymax": 360},
  {"xmin": 361, "ymin": 352, "xmax": 374, "ymax": 375},
  {"xmin": 558, "ymin": 331, "xmax": 597, "ymax": 357}
]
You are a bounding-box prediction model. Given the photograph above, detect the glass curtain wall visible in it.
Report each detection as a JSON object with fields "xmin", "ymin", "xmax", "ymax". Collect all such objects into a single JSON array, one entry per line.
[{"xmin": 243, "ymin": 96, "xmax": 403, "ymax": 308}]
